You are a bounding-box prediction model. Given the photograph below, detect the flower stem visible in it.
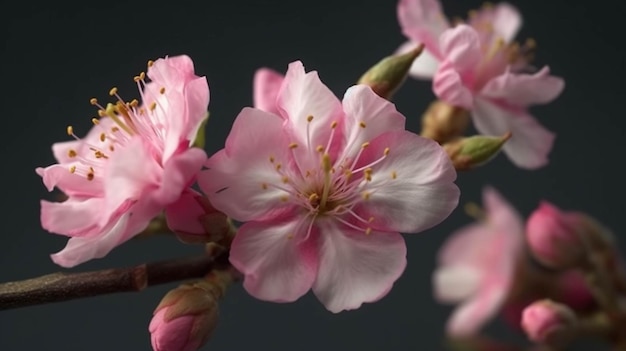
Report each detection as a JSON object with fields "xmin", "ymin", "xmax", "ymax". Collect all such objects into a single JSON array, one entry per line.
[{"xmin": 0, "ymin": 250, "xmax": 230, "ymax": 311}]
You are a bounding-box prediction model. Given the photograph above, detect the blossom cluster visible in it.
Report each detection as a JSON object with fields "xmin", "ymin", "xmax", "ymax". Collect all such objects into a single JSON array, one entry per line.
[{"xmin": 31, "ymin": 1, "xmax": 626, "ymax": 351}]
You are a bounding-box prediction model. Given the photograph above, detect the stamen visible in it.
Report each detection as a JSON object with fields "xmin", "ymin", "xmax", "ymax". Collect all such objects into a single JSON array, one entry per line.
[
  {"xmin": 261, "ymin": 183, "xmax": 268, "ymax": 190},
  {"xmin": 359, "ymin": 121, "xmax": 367, "ymax": 128},
  {"xmin": 391, "ymin": 171, "xmax": 397, "ymax": 179},
  {"xmin": 104, "ymin": 103, "xmax": 135, "ymax": 135},
  {"xmin": 269, "ymin": 155, "xmax": 275, "ymax": 163},
  {"xmin": 159, "ymin": 87, "xmax": 166, "ymax": 94},
  {"xmin": 316, "ymin": 145, "xmax": 325, "ymax": 153},
  {"xmin": 319, "ymin": 153, "xmax": 333, "ymax": 210},
  {"xmin": 100, "ymin": 133, "xmax": 106, "ymax": 142},
  {"xmin": 69, "ymin": 165, "xmax": 76, "ymax": 173},
  {"xmin": 91, "ymin": 118, "xmax": 100, "ymax": 125},
  {"xmin": 109, "ymin": 87, "xmax": 118, "ymax": 96},
  {"xmin": 289, "ymin": 142, "xmax": 298, "ymax": 149},
  {"xmin": 67, "ymin": 149, "xmax": 77, "ymax": 158}
]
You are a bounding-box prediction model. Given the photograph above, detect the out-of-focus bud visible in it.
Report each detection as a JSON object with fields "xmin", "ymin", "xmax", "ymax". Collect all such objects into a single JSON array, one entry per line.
[
  {"xmin": 357, "ymin": 44, "xmax": 424, "ymax": 99},
  {"xmin": 554, "ymin": 270, "xmax": 596, "ymax": 311},
  {"xmin": 521, "ymin": 299, "xmax": 578, "ymax": 346},
  {"xmin": 420, "ymin": 100, "xmax": 470, "ymax": 144},
  {"xmin": 167, "ymin": 194, "xmax": 231, "ymax": 245},
  {"xmin": 443, "ymin": 132, "xmax": 511, "ymax": 171},
  {"xmin": 149, "ymin": 270, "xmax": 233, "ymax": 351}
]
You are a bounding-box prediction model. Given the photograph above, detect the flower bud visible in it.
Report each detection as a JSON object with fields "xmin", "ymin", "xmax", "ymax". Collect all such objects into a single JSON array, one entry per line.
[
  {"xmin": 357, "ymin": 44, "xmax": 424, "ymax": 99},
  {"xmin": 420, "ymin": 100, "xmax": 470, "ymax": 144},
  {"xmin": 167, "ymin": 194, "xmax": 231, "ymax": 244},
  {"xmin": 443, "ymin": 132, "xmax": 511, "ymax": 171},
  {"xmin": 149, "ymin": 271, "xmax": 232, "ymax": 351},
  {"xmin": 526, "ymin": 202, "xmax": 587, "ymax": 269},
  {"xmin": 521, "ymin": 299, "xmax": 577, "ymax": 345}
]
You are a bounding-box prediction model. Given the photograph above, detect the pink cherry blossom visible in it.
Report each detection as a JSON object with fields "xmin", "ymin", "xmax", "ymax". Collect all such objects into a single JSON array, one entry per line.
[
  {"xmin": 199, "ymin": 61, "xmax": 459, "ymax": 313},
  {"xmin": 150, "ymin": 308, "xmax": 204, "ymax": 351},
  {"xmin": 397, "ymin": 0, "xmax": 565, "ymax": 169},
  {"xmin": 36, "ymin": 55, "xmax": 210, "ymax": 267},
  {"xmin": 253, "ymin": 67, "xmax": 284, "ymax": 115},
  {"xmin": 434, "ymin": 186, "xmax": 524, "ymax": 336}
]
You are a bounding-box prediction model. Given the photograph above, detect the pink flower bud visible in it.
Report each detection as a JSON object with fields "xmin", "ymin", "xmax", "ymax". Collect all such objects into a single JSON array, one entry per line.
[
  {"xmin": 521, "ymin": 300, "xmax": 577, "ymax": 344},
  {"xmin": 149, "ymin": 284, "xmax": 220, "ymax": 351},
  {"xmin": 526, "ymin": 201, "xmax": 585, "ymax": 269}
]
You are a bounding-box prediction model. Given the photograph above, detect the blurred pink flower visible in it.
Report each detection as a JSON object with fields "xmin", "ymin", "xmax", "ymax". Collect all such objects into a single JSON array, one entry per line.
[
  {"xmin": 253, "ymin": 67, "xmax": 284, "ymax": 115},
  {"xmin": 397, "ymin": 0, "xmax": 564, "ymax": 169},
  {"xmin": 434, "ymin": 186, "xmax": 524, "ymax": 336},
  {"xmin": 37, "ymin": 55, "xmax": 209, "ymax": 267},
  {"xmin": 199, "ymin": 60, "xmax": 459, "ymax": 313}
]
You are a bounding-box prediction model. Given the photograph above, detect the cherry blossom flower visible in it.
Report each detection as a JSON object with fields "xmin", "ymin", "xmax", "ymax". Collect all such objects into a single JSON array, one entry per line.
[
  {"xmin": 397, "ymin": 0, "xmax": 564, "ymax": 169},
  {"xmin": 199, "ymin": 61, "xmax": 459, "ymax": 313},
  {"xmin": 434, "ymin": 186, "xmax": 524, "ymax": 335},
  {"xmin": 37, "ymin": 55, "xmax": 209, "ymax": 267}
]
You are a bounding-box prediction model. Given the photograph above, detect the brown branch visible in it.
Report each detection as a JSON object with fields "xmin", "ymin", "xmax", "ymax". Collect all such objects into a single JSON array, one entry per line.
[{"xmin": 0, "ymin": 252, "xmax": 229, "ymax": 311}]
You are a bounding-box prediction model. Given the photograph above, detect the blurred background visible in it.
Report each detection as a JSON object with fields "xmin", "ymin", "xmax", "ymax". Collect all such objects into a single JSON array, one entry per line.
[{"xmin": 1, "ymin": 0, "xmax": 625, "ymax": 349}]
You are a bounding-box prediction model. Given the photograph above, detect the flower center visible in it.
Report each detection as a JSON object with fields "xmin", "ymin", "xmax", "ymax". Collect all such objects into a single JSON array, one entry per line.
[{"xmin": 63, "ymin": 60, "xmax": 168, "ymax": 182}]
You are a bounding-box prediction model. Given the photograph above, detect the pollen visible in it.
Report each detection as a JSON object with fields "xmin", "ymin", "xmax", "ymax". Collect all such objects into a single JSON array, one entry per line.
[
  {"xmin": 359, "ymin": 121, "xmax": 367, "ymax": 128},
  {"xmin": 147, "ymin": 60, "xmax": 154, "ymax": 67},
  {"xmin": 98, "ymin": 110, "xmax": 107, "ymax": 117},
  {"xmin": 391, "ymin": 171, "xmax": 397, "ymax": 179},
  {"xmin": 281, "ymin": 175, "xmax": 289, "ymax": 184},
  {"xmin": 362, "ymin": 191, "xmax": 371, "ymax": 200},
  {"xmin": 280, "ymin": 195, "xmax": 289, "ymax": 202},
  {"xmin": 66, "ymin": 126, "xmax": 74, "ymax": 136},
  {"xmin": 307, "ymin": 115, "xmax": 314, "ymax": 122},
  {"xmin": 384, "ymin": 147, "xmax": 390, "ymax": 156},
  {"xmin": 130, "ymin": 99, "xmax": 139, "ymax": 107},
  {"xmin": 368, "ymin": 216, "xmax": 375, "ymax": 222},
  {"xmin": 365, "ymin": 227, "xmax": 372, "ymax": 235},
  {"xmin": 361, "ymin": 142, "xmax": 370, "ymax": 149},
  {"xmin": 269, "ymin": 155, "xmax": 275, "ymax": 163},
  {"xmin": 100, "ymin": 133, "xmax": 106, "ymax": 142},
  {"xmin": 330, "ymin": 121, "xmax": 338, "ymax": 129},
  {"xmin": 90, "ymin": 98, "xmax": 98, "ymax": 105},
  {"xmin": 261, "ymin": 183, "xmax": 268, "ymax": 190},
  {"xmin": 91, "ymin": 118, "xmax": 99, "ymax": 125},
  {"xmin": 69, "ymin": 165, "xmax": 76, "ymax": 173},
  {"xmin": 159, "ymin": 87, "xmax": 165, "ymax": 94},
  {"xmin": 149, "ymin": 102, "xmax": 157, "ymax": 111},
  {"xmin": 111, "ymin": 127, "xmax": 120, "ymax": 133},
  {"xmin": 109, "ymin": 87, "xmax": 118, "ymax": 96},
  {"xmin": 275, "ymin": 163, "xmax": 282, "ymax": 171},
  {"xmin": 288, "ymin": 142, "xmax": 298, "ymax": 149},
  {"xmin": 67, "ymin": 149, "xmax": 77, "ymax": 158},
  {"xmin": 316, "ymin": 145, "xmax": 325, "ymax": 153},
  {"xmin": 87, "ymin": 172, "xmax": 95, "ymax": 181}
]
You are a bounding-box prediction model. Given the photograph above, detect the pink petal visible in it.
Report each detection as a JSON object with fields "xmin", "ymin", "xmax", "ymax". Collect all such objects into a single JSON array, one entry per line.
[
  {"xmin": 147, "ymin": 55, "xmax": 197, "ymax": 88},
  {"xmin": 275, "ymin": 61, "xmax": 343, "ymax": 162},
  {"xmin": 396, "ymin": 41, "xmax": 440, "ymax": 79},
  {"xmin": 438, "ymin": 224, "xmax": 490, "ymax": 265},
  {"xmin": 199, "ymin": 108, "xmax": 293, "ymax": 222},
  {"xmin": 230, "ymin": 218, "xmax": 319, "ymax": 303},
  {"xmin": 480, "ymin": 67, "xmax": 565, "ymax": 106},
  {"xmin": 433, "ymin": 60, "xmax": 475, "ymax": 109},
  {"xmin": 397, "ymin": 0, "xmax": 450, "ymax": 57},
  {"xmin": 104, "ymin": 137, "xmax": 161, "ymax": 211},
  {"xmin": 446, "ymin": 283, "xmax": 508, "ymax": 336},
  {"xmin": 50, "ymin": 212, "xmax": 132, "ymax": 268},
  {"xmin": 355, "ymin": 130, "xmax": 459, "ymax": 234},
  {"xmin": 340, "ymin": 85, "xmax": 406, "ymax": 159},
  {"xmin": 36, "ymin": 165, "xmax": 102, "ymax": 197},
  {"xmin": 253, "ymin": 68, "xmax": 284, "ymax": 115},
  {"xmin": 472, "ymin": 99, "xmax": 555, "ymax": 169},
  {"xmin": 154, "ymin": 147, "xmax": 207, "ymax": 205},
  {"xmin": 40, "ymin": 198, "xmax": 103, "ymax": 236},
  {"xmin": 52, "ymin": 140, "xmax": 81, "ymax": 163},
  {"xmin": 439, "ymin": 25, "xmax": 482, "ymax": 74},
  {"xmin": 469, "ymin": 3, "xmax": 522, "ymax": 43},
  {"xmin": 312, "ymin": 219, "xmax": 407, "ymax": 313},
  {"xmin": 182, "ymin": 76, "xmax": 210, "ymax": 145},
  {"xmin": 433, "ymin": 265, "xmax": 481, "ymax": 303}
]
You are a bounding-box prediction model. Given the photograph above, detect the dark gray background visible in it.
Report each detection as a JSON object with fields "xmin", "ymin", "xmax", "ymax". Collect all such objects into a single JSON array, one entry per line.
[{"xmin": 1, "ymin": 0, "xmax": 625, "ymax": 350}]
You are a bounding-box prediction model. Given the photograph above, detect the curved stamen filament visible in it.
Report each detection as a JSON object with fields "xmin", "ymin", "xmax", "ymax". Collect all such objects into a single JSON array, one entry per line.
[{"xmin": 319, "ymin": 153, "xmax": 333, "ymax": 210}]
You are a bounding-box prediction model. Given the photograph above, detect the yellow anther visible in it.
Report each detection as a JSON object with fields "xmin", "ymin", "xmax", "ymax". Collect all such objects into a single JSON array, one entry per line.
[
  {"xmin": 67, "ymin": 149, "xmax": 77, "ymax": 158},
  {"xmin": 362, "ymin": 191, "xmax": 371, "ymax": 200},
  {"xmin": 109, "ymin": 87, "xmax": 118, "ymax": 96},
  {"xmin": 94, "ymin": 151, "xmax": 108, "ymax": 159},
  {"xmin": 384, "ymin": 147, "xmax": 390, "ymax": 156},
  {"xmin": 139, "ymin": 72, "xmax": 146, "ymax": 80},
  {"xmin": 100, "ymin": 133, "xmax": 106, "ymax": 142},
  {"xmin": 111, "ymin": 127, "xmax": 120, "ymax": 132},
  {"xmin": 525, "ymin": 38, "xmax": 537, "ymax": 49},
  {"xmin": 316, "ymin": 145, "xmax": 325, "ymax": 153},
  {"xmin": 307, "ymin": 115, "xmax": 314, "ymax": 122},
  {"xmin": 330, "ymin": 121, "xmax": 338, "ymax": 129},
  {"xmin": 359, "ymin": 121, "xmax": 367, "ymax": 128},
  {"xmin": 87, "ymin": 167, "xmax": 95, "ymax": 181},
  {"xmin": 280, "ymin": 195, "xmax": 289, "ymax": 202},
  {"xmin": 105, "ymin": 103, "xmax": 134, "ymax": 135},
  {"xmin": 91, "ymin": 118, "xmax": 99, "ymax": 125},
  {"xmin": 275, "ymin": 163, "xmax": 282, "ymax": 171},
  {"xmin": 286, "ymin": 233, "xmax": 294, "ymax": 239},
  {"xmin": 361, "ymin": 142, "xmax": 370, "ymax": 149},
  {"xmin": 269, "ymin": 156, "xmax": 275, "ymax": 163},
  {"xmin": 344, "ymin": 170, "xmax": 353, "ymax": 179},
  {"xmin": 98, "ymin": 109, "xmax": 107, "ymax": 117},
  {"xmin": 69, "ymin": 166, "xmax": 76, "ymax": 173},
  {"xmin": 147, "ymin": 60, "xmax": 154, "ymax": 67},
  {"xmin": 261, "ymin": 183, "xmax": 268, "ymax": 190},
  {"xmin": 309, "ymin": 193, "xmax": 320, "ymax": 202},
  {"xmin": 133, "ymin": 76, "xmax": 141, "ymax": 82},
  {"xmin": 66, "ymin": 126, "xmax": 74, "ymax": 136},
  {"xmin": 109, "ymin": 145, "xmax": 115, "ymax": 151},
  {"xmin": 159, "ymin": 87, "xmax": 166, "ymax": 94},
  {"xmin": 130, "ymin": 99, "xmax": 139, "ymax": 107},
  {"xmin": 281, "ymin": 175, "xmax": 289, "ymax": 184},
  {"xmin": 391, "ymin": 171, "xmax": 397, "ymax": 179},
  {"xmin": 365, "ymin": 227, "xmax": 372, "ymax": 235},
  {"xmin": 289, "ymin": 142, "xmax": 298, "ymax": 149},
  {"xmin": 90, "ymin": 98, "xmax": 98, "ymax": 105},
  {"xmin": 149, "ymin": 102, "xmax": 157, "ymax": 111}
]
